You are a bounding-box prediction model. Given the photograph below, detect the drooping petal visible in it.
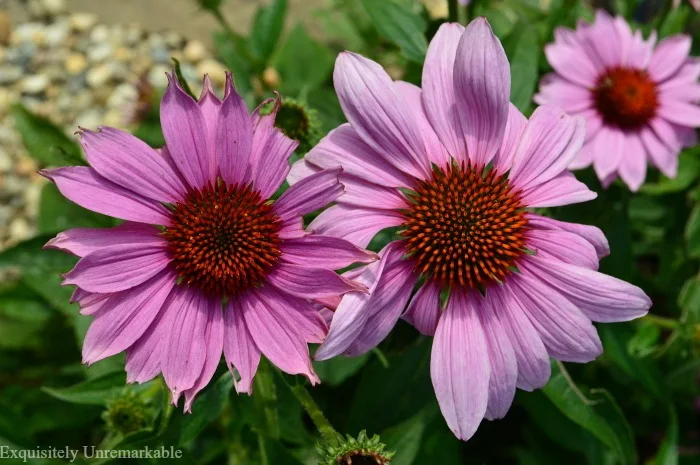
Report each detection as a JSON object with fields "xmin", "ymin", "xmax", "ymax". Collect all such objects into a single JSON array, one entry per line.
[
  {"xmin": 125, "ymin": 304, "xmax": 173, "ymax": 384},
  {"xmin": 266, "ymin": 262, "xmax": 367, "ymax": 300},
  {"xmin": 255, "ymin": 285, "xmax": 328, "ymax": 344},
  {"xmin": 453, "ymin": 18, "xmax": 510, "ymax": 168},
  {"xmin": 402, "ymin": 280, "xmax": 442, "ymax": 336},
  {"xmin": 79, "ymin": 127, "xmax": 187, "ymax": 202},
  {"xmin": 44, "ymin": 222, "xmax": 160, "ymax": 258},
  {"xmin": 527, "ymin": 228, "xmax": 599, "ymax": 270},
  {"xmin": 160, "ymin": 74, "xmax": 213, "ymax": 189},
  {"xmin": 520, "ymin": 171, "xmax": 596, "ymax": 208},
  {"xmin": 422, "ymin": 22, "xmax": 466, "ymax": 161},
  {"xmin": 41, "ymin": 167, "xmax": 171, "ymax": 225},
  {"xmin": 334, "ymin": 52, "xmax": 430, "ymax": 179},
  {"xmin": 183, "ymin": 302, "xmax": 224, "ymax": 412},
  {"xmin": 217, "ymin": 73, "xmax": 252, "ymax": 186},
  {"xmin": 82, "ymin": 270, "xmax": 176, "ymax": 365},
  {"xmin": 198, "ymin": 74, "xmax": 222, "ymax": 181},
  {"xmin": 273, "ymin": 168, "xmax": 343, "ymax": 223},
  {"xmin": 431, "ymin": 290, "xmax": 490, "ymax": 441},
  {"xmin": 308, "ymin": 205, "xmax": 405, "ymax": 249},
  {"xmin": 526, "ymin": 213, "xmax": 610, "ymax": 259},
  {"xmin": 618, "ymin": 131, "xmax": 647, "ymax": 191},
  {"xmin": 280, "ymin": 235, "xmax": 378, "ymax": 270},
  {"xmin": 223, "ymin": 298, "xmax": 261, "ymax": 395},
  {"xmin": 648, "ymin": 35, "xmax": 692, "ymax": 83},
  {"xmin": 287, "ymin": 158, "xmax": 321, "ymax": 185},
  {"xmin": 242, "ymin": 288, "xmax": 319, "ymax": 383},
  {"xmin": 62, "ymin": 240, "xmax": 170, "ymax": 293},
  {"xmin": 640, "ymin": 125, "xmax": 677, "ymax": 178},
  {"xmin": 521, "ymin": 255, "xmax": 651, "ymax": 323},
  {"xmin": 592, "ymin": 126, "xmax": 625, "ymax": 181}
]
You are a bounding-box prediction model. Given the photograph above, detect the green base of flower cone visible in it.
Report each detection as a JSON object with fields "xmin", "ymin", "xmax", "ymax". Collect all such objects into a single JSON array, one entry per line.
[{"xmin": 317, "ymin": 430, "xmax": 394, "ymax": 465}]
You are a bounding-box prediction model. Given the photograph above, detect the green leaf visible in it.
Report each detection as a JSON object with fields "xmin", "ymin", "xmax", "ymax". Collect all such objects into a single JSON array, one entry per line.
[
  {"xmin": 0, "ymin": 298, "xmax": 53, "ymax": 349},
  {"xmin": 381, "ymin": 407, "xmax": 434, "ymax": 465},
  {"xmin": 685, "ymin": 204, "xmax": 700, "ymax": 258},
  {"xmin": 42, "ymin": 371, "xmax": 127, "ymax": 406},
  {"xmin": 259, "ymin": 435, "xmax": 304, "ymax": 465},
  {"xmin": 38, "ymin": 183, "xmax": 114, "ymax": 233},
  {"xmin": 171, "ymin": 57, "xmax": 197, "ymax": 100},
  {"xmin": 274, "ymin": 24, "xmax": 334, "ymax": 95},
  {"xmin": 10, "ymin": 104, "xmax": 83, "ymax": 167},
  {"xmin": 360, "ymin": 0, "xmax": 428, "ymax": 63},
  {"xmin": 503, "ymin": 21, "xmax": 540, "ymax": 112},
  {"xmin": 542, "ymin": 362, "xmax": 637, "ymax": 465},
  {"xmin": 659, "ymin": 5, "xmax": 690, "ymax": 38},
  {"xmin": 655, "ymin": 408, "xmax": 678, "ymax": 465},
  {"xmin": 313, "ymin": 353, "xmax": 370, "ymax": 385},
  {"xmin": 213, "ymin": 30, "xmax": 254, "ymax": 103},
  {"xmin": 249, "ymin": 0, "xmax": 288, "ymax": 64},
  {"xmin": 0, "ymin": 234, "xmax": 76, "ymax": 274},
  {"xmin": 641, "ymin": 150, "xmax": 700, "ymax": 195}
]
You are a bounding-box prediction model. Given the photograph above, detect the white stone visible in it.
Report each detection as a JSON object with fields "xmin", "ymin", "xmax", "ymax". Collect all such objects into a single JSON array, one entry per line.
[
  {"xmin": 184, "ymin": 40, "xmax": 207, "ymax": 63},
  {"xmin": 86, "ymin": 63, "xmax": 113, "ymax": 88},
  {"xmin": 64, "ymin": 52, "xmax": 87, "ymax": 74},
  {"xmin": 70, "ymin": 13, "xmax": 98, "ymax": 32},
  {"xmin": 196, "ymin": 59, "xmax": 227, "ymax": 86},
  {"xmin": 89, "ymin": 24, "xmax": 110, "ymax": 43},
  {"xmin": 22, "ymin": 74, "xmax": 50, "ymax": 94},
  {"xmin": 107, "ymin": 83, "xmax": 138, "ymax": 109},
  {"xmin": 11, "ymin": 23, "xmax": 44, "ymax": 45},
  {"xmin": 87, "ymin": 42, "xmax": 112, "ymax": 62},
  {"xmin": 75, "ymin": 109, "xmax": 103, "ymax": 130},
  {"xmin": 148, "ymin": 65, "xmax": 170, "ymax": 89},
  {"xmin": 0, "ymin": 147, "xmax": 11, "ymax": 172},
  {"xmin": 42, "ymin": 0, "xmax": 67, "ymax": 16},
  {"xmin": 44, "ymin": 21, "xmax": 69, "ymax": 47},
  {"xmin": 9, "ymin": 217, "xmax": 32, "ymax": 242}
]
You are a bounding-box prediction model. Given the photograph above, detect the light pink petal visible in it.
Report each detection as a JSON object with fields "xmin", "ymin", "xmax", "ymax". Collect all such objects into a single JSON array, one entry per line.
[
  {"xmin": 305, "ymin": 124, "xmax": 415, "ymax": 188},
  {"xmin": 509, "ymin": 106, "xmax": 586, "ymax": 191},
  {"xmin": 125, "ymin": 304, "xmax": 172, "ymax": 384},
  {"xmin": 534, "ymin": 74, "xmax": 593, "ymax": 114},
  {"xmin": 217, "ymin": 74, "xmax": 253, "ymax": 186},
  {"xmin": 41, "ymin": 167, "xmax": 171, "ymax": 225},
  {"xmin": 659, "ymin": 82, "xmax": 700, "ymax": 103},
  {"xmin": 613, "ymin": 16, "xmax": 633, "ymax": 67},
  {"xmin": 80, "ymin": 127, "xmax": 187, "ymax": 202},
  {"xmin": 314, "ymin": 242, "xmax": 401, "ymax": 361},
  {"xmin": 183, "ymin": 301, "xmax": 224, "ymax": 412},
  {"xmin": 626, "ymin": 29, "xmax": 656, "ymax": 69},
  {"xmin": 521, "ymin": 255, "xmax": 651, "ymax": 323},
  {"xmin": 454, "ymin": 18, "xmax": 510, "ymax": 168},
  {"xmin": 44, "ymin": 222, "xmax": 160, "ymax": 258},
  {"xmin": 493, "ymin": 103, "xmax": 527, "ymax": 175},
  {"xmin": 648, "ymin": 35, "xmax": 692, "ymax": 83},
  {"xmin": 257, "ymin": 285, "xmax": 327, "ymax": 344},
  {"xmin": 338, "ymin": 174, "xmax": 409, "ymax": 210},
  {"xmin": 402, "ymin": 280, "xmax": 442, "ymax": 336},
  {"xmin": 223, "ymin": 298, "xmax": 261, "ymax": 395},
  {"xmin": 526, "ymin": 213, "xmax": 610, "ymax": 259},
  {"xmin": 267, "ymin": 262, "xmax": 367, "ymax": 300},
  {"xmin": 162, "ymin": 287, "xmax": 220, "ymax": 402},
  {"xmin": 344, "ymin": 258, "xmax": 417, "ymax": 356},
  {"xmin": 334, "ymin": 52, "xmax": 430, "ymax": 179},
  {"xmin": 569, "ymin": 140, "xmax": 595, "ymax": 170},
  {"xmin": 618, "ymin": 132, "xmax": 647, "ymax": 191},
  {"xmin": 197, "ymin": 75, "xmax": 222, "ymax": 181},
  {"xmin": 544, "ymin": 41, "xmax": 599, "ymax": 88},
  {"xmin": 274, "ymin": 168, "xmax": 343, "ymax": 223},
  {"xmin": 242, "ymin": 288, "xmax": 319, "ymax": 383},
  {"xmin": 72, "ymin": 289, "xmax": 110, "ymax": 315},
  {"xmin": 160, "ymin": 74, "xmax": 213, "ymax": 189},
  {"xmin": 82, "ymin": 270, "xmax": 176, "ymax": 365},
  {"xmin": 280, "ymin": 235, "xmax": 378, "ymax": 270},
  {"xmin": 422, "ymin": 22, "xmax": 466, "ymax": 161},
  {"xmin": 587, "ymin": 10, "xmax": 623, "ymax": 69},
  {"xmin": 527, "ymin": 228, "xmax": 599, "ymax": 270},
  {"xmin": 477, "ymin": 295, "xmax": 517, "ymax": 420},
  {"xmin": 431, "ymin": 290, "xmax": 489, "ymax": 441},
  {"xmin": 287, "ymin": 158, "xmax": 321, "ymax": 185},
  {"xmin": 308, "ymin": 205, "xmax": 405, "ymax": 249},
  {"xmin": 62, "ymin": 240, "xmax": 170, "ymax": 293},
  {"xmin": 640, "ymin": 125, "xmax": 677, "ymax": 178},
  {"xmin": 506, "ymin": 271, "xmax": 603, "ymax": 363},
  {"xmin": 650, "ymin": 117, "xmax": 697, "ymax": 153},
  {"xmin": 657, "ymin": 100, "xmax": 700, "ymax": 127},
  {"xmin": 520, "ymin": 171, "xmax": 596, "ymax": 208},
  {"xmin": 592, "ymin": 126, "xmax": 625, "ymax": 180},
  {"xmin": 658, "ymin": 58, "xmax": 700, "ymax": 92},
  {"xmin": 579, "ymin": 109, "xmax": 604, "ymax": 143},
  {"xmin": 395, "ymin": 80, "xmax": 451, "ymax": 168},
  {"xmin": 488, "ymin": 285, "xmax": 550, "ymax": 391}
]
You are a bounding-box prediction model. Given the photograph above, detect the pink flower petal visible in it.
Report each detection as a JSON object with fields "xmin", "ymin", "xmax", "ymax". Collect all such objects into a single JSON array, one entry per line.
[
  {"xmin": 657, "ymin": 100, "xmax": 700, "ymax": 127},
  {"xmin": 402, "ymin": 280, "xmax": 442, "ymax": 336},
  {"xmin": 534, "ymin": 73, "xmax": 593, "ymax": 114},
  {"xmin": 527, "ymin": 228, "xmax": 599, "ymax": 270},
  {"xmin": 287, "ymin": 158, "xmax": 321, "ymax": 185},
  {"xmin": 648, "ymin": 35, "xmax": 692, "ymax": 83},
  {"xmin": 223, "ymin": 298, "xmax": 261, "ymax": 395},
  {"xmin": 266, "ymin": 262, "xmax": 367, "ymax": 300},
  {"xmin": 280, "ymin": 234, "xmax": 378, "ymax": 270},
  {"xmin": 493, "ymin": 103, "xmax": 527, "ymax": 175},
  {"xmin": 592, "ymin": 126, "xmax": 625, "ymax": 181},
  {"xmin": 217, "ymin": 74, "xmax": 252, "ymax": 186},
  {"xmin": 308, "ymin": 205, "xmax": 405, "ymax": 249},
  {"xmin": 618, "ymin": 132, "xmax": 647, "ymax": 191},
  {"xmin": 520, "ymin": 171, "xmax": 596, "ymax": 208},
  {"xmin": 337, "ymin": 174, "xmax": 409, "ymax": 210},
  {"xmin": 198, "ymin": 74, "xmax": 222, "ymax": 181},
  {"xmin": 526, "ymin": 213, "xmax": 610, "ymax": 259},
  {"xmin": 274, "ymin": 168, "xmax": 343, "ymax": 223},
  {"xmin": 256, "ymin": 285, "xmax": 328, "ymax": 344},
  {"xmin": 125, "ymin": 306, "xmax": 172, "ymax": 384},
  {"xmin": 640, "ymin": 125, "xmax": 677, "ymax": 178},
  {"xmin": 44, "ymin": 222, "xmax": 160, "ymax": 258}
]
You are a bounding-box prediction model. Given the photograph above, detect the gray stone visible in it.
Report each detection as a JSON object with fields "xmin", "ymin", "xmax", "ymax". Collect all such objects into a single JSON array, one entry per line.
[{"xmin": 0, "ymin": 65, "xmax": 21, "ymax": 84}]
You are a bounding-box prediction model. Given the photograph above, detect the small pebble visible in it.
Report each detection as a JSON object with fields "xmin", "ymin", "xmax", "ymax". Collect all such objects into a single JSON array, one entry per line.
[
  {"xmin": 0, "ymin": 10, "xmax": 11, "ymax": 46},
  {"xmin": 184, "ymin": 40, "xmax": 207, "ymax": 63},
  {"xmin": 70, "ymin": 13, "xmax": 98, "ymax": 32},
  {"xmin": 197, "ymin": 59, "xmax": 227, "ymax": 86},
  {"xmin": 21, "ymin": 74, "xmax": 50, "ymax": 94},
  {"xmin": 86, "ymin": 63, "xmax": 113, "ymax": 88},
  {"xmin": 64, "ymin": 52, "xmax": 87, "ymax": 74}
]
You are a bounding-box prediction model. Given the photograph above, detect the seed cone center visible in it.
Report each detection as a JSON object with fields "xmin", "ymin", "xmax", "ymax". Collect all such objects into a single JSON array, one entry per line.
[
  {"xmin": 594, "ymin": 67, "xmax": 658, "ymax": 129},
  {"xmin": 163, "ymin": 182, "xmax": 281, "ymax": 297},
  {"xmin": 401, "ymin": 163, "xmax": 528, "ymax": 290}
]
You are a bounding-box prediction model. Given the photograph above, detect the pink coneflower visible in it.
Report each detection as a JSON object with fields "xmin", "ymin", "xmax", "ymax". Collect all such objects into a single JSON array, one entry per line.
[
  {"xmin": 535, "ymin": 10, "xmax": 700, "ymax": 191},
  {"xmin": 290, "ymin": 18, "xmax": 651, "ymax": 441},
  {"xmin": 43, "ymin": 74, "xmax": 376, "ymax": 411}
]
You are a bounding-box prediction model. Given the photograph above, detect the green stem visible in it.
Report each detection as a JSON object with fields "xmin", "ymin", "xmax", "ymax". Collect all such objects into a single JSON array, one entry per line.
[
  {"xmin": 448, "ymin": 0, "xmax": 459, "ymax": 22},
  {"xmin": 643, "ymin": 314, "xmax": 679, "ymax": 330},
  {"xmin": 288, "ymin": 382, "xmax": 341, "ymax": 443}
]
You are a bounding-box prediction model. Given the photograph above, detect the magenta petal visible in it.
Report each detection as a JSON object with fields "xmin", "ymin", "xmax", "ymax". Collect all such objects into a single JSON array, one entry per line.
[
  {"xmin": 338, "ymin": 174, "xmax": 409, "ymax": 210},
  {"xmin": 520, "ymin": 171, "xmax": 596, "ymax": 208},
  {"xmin": 287, "ymin": 158, "xmax": 321, "ymax": 186},
  {"xmin": 308, "ymin": 205, "xmax": 405, "ymax": 249},
  {"xmin": 509, "ymin": 105, "xmax": 586, "ymax": 191},
  {"xmin": 534, "ymin": 73, "xmax": 593, "ymax": 114},
  {"xmin": 183, "ymin": 302, "xmax": 224, "ymax": 412},
  {"xmin": 527, "ymin": 228, "xmax": 599, "ymax": 270},
  {"xmin": 217, "ymin": 75, "xmax": 252, "ymax": 186},
  {"xmin": 592, "ymin": 126, "xmax": 625, "ymax": 180},
  {"xmin": 80, "ymin": 127, "xmax": 187, "ymax": 202},
  {"xmin": 618, "ymin": 132, "xmax": 647, "ymax": 192},
  {"xmin": 274, "ymin": 168, "xmax": 343, "ymax": 223},
  {"xmin": 640, "ymin": 125, "xmax": 677, "ymax": 178},
  {"xmin": 125, "ymin": 309, "xmax": 171, "ymax": 384},
  {"xmin": 162, "ymin": 287, "xmax": 220, "ymax": 402},
  {"xmin": 648, "ymin": 35, "xmax": 692, "ymax": 83},
  {"xmin": 198, "ymin": 74, "xmax": 222, "ymax": 182},
  {"xmin": 266, "ymin": 262, "xmax": 367, "ymax": 300},
  {"xmin": 160, "ymin": 74, "xmax": 213, "ymax": 189},
  {"xmin": 657, "ymin": 100, "xmax": 700, "ymax": 127},
  {"xmin": 256, "ymin": 286, "xmax": 328, "ymax": 344},
  {"xmin": 493, "ymin": 103, "xmax": 527, "ymax": 175},
  {"xmin": 223, "ymin": 298, "xmax": 261, "ymax": 395},
  {"xmin": 453, "ymin": 18, "xmax": 510, "ymax": 168},
  {"xmin": 281, "ymin": 235, "xmax": 378, "ymax": 270},
  {"xmin": 402, "ymin": 280, "xmax": 442, "ymax": 336},
  {"xmin": 242, "ymin": 289, "xmax": 319, "ymax": 384},
  {"xmin": 526, "ymin": 213, "xmax": 610, "ymax": 259},
  {"xmin": 521, "ymin": 255, "xmax": 651, "ymax": 323},
  {"xmin": 45, "ymin": 222, "xmax": 160, "ymax": 258},
  {"xmin": 41, "ymin": 167, "xmax": 171, "ymax": 225},
  {"xmin": 82, "ymin": 270, "xmax": 176, "ymax": 365},
  {"xmin": 422, "ymin": 22, "xmax": 467, "ymax": 162},
  {"xmin": 63, "ymin": 240, "xmax": 170, "ymax": 293},
  {"xmin": 334, "ymin": 52, "xmax": 430, "ymax": 179},
  {"xmin": 431, "ymin": 290, "xmax": 490, "ymax": 441}
]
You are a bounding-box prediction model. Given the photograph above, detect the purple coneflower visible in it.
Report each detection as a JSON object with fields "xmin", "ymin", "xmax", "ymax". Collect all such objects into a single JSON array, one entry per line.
[
  {"xmin": 290, "ymin": 18, "xmax": 651, "ymax": 441},
  {"xmin": 44, "ymin": 74, "xmax": 376, "ymax": 411},
  {"xmin": 535, "ymin": 10, "xmax": 699, "ymax": 191}
]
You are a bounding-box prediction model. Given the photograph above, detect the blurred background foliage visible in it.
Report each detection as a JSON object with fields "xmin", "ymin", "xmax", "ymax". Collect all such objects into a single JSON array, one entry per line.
[{"xmin": 1, "ymin": 0, "xmax": 699, "ymax": 464}]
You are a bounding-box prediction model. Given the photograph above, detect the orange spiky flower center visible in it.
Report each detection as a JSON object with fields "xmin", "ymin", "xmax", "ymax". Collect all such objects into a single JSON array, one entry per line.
[
  {"xmin": 401, "ymin": 163, "xmax": 528, "ymax": 290},
  {"xmin": 593, "ymin": 67, "xmax": 658, "ymax": 129},
  {"xmin": 163, "ymin": 181, "xmax": 281, "ymax": 297}
]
